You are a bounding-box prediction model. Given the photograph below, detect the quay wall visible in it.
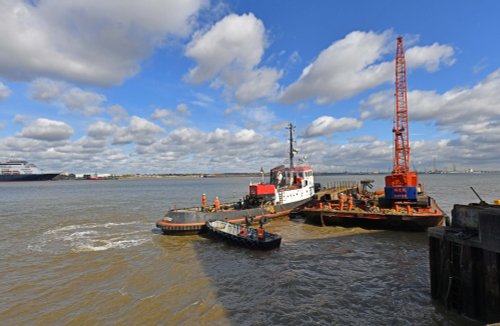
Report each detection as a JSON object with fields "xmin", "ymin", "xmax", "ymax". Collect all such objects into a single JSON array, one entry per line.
[{"xmin": 428, "ymin": 205, "xmax": 500, "ymax": 323}]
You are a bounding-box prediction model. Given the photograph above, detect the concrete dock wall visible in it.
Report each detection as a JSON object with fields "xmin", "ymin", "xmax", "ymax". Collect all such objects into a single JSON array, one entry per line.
[{"xmin": 428, "ymin": 205, "xmax": 500, "ymax": 323}]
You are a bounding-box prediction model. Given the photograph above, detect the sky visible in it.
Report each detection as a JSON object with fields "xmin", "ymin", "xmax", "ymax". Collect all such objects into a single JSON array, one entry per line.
[{"xmin": 0, "ymin": 0, "xmax": 499, "ymax": 174}]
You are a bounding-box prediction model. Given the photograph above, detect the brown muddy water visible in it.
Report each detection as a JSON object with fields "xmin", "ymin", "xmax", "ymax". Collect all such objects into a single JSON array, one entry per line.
[{"xmin": 2, "ymin": 174, "xmax": 497, "ymax": 325}]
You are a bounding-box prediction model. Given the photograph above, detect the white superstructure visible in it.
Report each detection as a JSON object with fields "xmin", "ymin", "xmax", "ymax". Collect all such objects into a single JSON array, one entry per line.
[
  {"xmin": 0, "ymin": 160, "xmax": 42, "ymax": 175},
  {"xmin": 274, "ymin": 166, "xmax": 315, "ymax": 205}
]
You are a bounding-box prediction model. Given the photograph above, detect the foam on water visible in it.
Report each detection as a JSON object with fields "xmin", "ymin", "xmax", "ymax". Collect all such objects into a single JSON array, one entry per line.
[{"xmin": 28, "ymin": 221, "xmax": 152, "ymax": 253}]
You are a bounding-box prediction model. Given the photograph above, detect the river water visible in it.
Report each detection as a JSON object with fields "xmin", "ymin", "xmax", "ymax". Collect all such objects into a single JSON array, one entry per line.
[{"xmin": 1, "ymin": 174, "xmax": 498, "ymax": 325}]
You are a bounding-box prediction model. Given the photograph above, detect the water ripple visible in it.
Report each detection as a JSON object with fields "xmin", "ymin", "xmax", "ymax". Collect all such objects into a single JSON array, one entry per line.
[{"xmin": 27, "ymin": 221, "xmax": 152, "ymax": 253}]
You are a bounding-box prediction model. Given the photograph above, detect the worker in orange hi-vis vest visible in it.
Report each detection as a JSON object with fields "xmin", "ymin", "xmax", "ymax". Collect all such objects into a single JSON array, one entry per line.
[
  {"xmin": 347, "ymin": 194, "xmax": 354, "ymax": 211},
  {"xmin": 201, "ymin": 193, "xmax": 207, "ymax": 210},
  {"xmin": 257, "ymin": 225, "xmax": 265, "ymax": 239},
  {"xmin": 214, "ymin": 196, "xmax": 220, "ymax": 211},
  {"xmin": 338, "ymin": 193, "xmax": 345, "ymax": 211}
]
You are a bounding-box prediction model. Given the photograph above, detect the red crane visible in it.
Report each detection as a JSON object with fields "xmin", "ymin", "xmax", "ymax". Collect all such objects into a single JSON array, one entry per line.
[{"xmin": 384, "ymin": 36, "xmax": 418, "ymax": 201}]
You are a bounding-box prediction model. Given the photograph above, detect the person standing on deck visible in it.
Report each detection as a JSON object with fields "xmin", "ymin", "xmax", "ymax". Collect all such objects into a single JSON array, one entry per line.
[
  {"xmin": 339, "ymin": 193, "xmax": 346, "ymax": 211},
  {"xmin": 214, "ymin": 196, "xmax": 220, "ymax": 211},
  {"xmin": 257, "ymin": 220, "xmax": 265, "ymax": 240},
  {"xmin": 347, "ymin": 194, "xmax": 354, "ymax": 211},
  {"xmin": 276, "ymin": 171, "xmax": 283, "ymax": 187},
  {"xmin": 201, "ymin": 193, "xmax": 207, "ymax": 211}
]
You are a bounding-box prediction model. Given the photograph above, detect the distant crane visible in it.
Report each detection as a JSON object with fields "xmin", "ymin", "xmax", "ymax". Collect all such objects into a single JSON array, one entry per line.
[{"xmin": 384, "ymin": 36, "xmax": 419, "ymax": 201}]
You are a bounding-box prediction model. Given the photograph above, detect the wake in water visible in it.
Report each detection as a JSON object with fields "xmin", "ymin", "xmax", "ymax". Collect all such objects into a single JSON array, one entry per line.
[{"xmin": 28, "ymin": 221, "xmax": 152, "ymax": 253}]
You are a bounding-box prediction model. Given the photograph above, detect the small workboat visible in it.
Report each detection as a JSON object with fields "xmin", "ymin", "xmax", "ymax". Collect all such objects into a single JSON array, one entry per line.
[{"xmin": 205, "ymin": 221, "xmax": 282, "ymax": 250}]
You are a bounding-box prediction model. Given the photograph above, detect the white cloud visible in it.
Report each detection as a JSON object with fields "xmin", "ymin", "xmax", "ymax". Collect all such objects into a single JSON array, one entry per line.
[
  {"xmin": 30, "ymin": 78, "xmax": 68, "ymax": 102},
  {"xmin": 107, "ymin": 105, "xmax": 128, "ymax": 123},
  {"xmin": 112, "ymin": 128, "xmax": 135, "ymax": 145},
  {"xmin": 234, "ymin": 68, "xmax": 283, "ymax": 104},
  {"xmin": 20, "ymin": 118, "xmax": 74, "ymax": 141},
  {"xmin": 191, "ymin": 93, "xmax": 214, "ymax": 108},
  {"xmin": 238, "ymin": 106, "xmax": 277, "ymax": 130},
  {"xmin": 151, "ymin": 108, "xmax": 172, "ymax": 120},
  {"xmin": 112, "ymin": 116, "xmax": 164, "ymax": 145},
  {"xmin": 280, "ymin": 30, "xmax": 392, "ymax": 104},
  {"xmin": 280, "ymin": 30, "xmax": 455, "ymax": 104},
  {"xmin": 0, "ymin": 82, "xmax": 11, "ymax": 100},
  {"xmin": 358, "ymin": 69, "xmax": 500, "ymax": 169},
  {"xmin": 351, "ymin": 135, "xmax": 377, "ymax": 143},
  {"xmin": 186, "ymin": 13, "xmax": 265, "ymax": 82},
  {"xmin": 14, "ymin": 115, "xmax": 30, "ymax": 125},
  {"xmin": 232, "ymin": 129, "xmax": 261, "ymax": 145},
  {"xmin": 361, "ymin": 69, "xmax": 500, "ymax": 127},
  {"xmin": 166, "ymin": 127, "xmax": 203, "ymax": 145},
  {"xmin": 3, "ymin": 118, "xmax": 500, "ymax": 173},
  {"xmin": 87, "ymin": 121, "xmax": 117, "ymax": 139},
  {"xmin": 406, "ymin": 43, "xmax": 455, "ymax": 72},
  {"xmin": 207, "ymin": 128, "xmax": 230, "ymax": 143},
  {"xmin": 305, "ymin": 116, "xmax": 363, "ymax": 138},
  {"xmin": 60, "ymin": 88, "xmax": 106, "ymax": 115},
  {"xmin": 176, "ymin": 103, "xmax": 191, "ymax": 115},
  {"xmin": 0, "ymin": 0, "xmax": 206, "ymax": 85},
  {"xmin": 30, "ymin": 78, "xmax": 106, "ymax": 115},
  {"xmin": 186, "ymin": 13, "xmax": 282, "ymax": 104},
  {"xmin": 151, "ymin": 104, "xmax": 191, "ymax": 126}
]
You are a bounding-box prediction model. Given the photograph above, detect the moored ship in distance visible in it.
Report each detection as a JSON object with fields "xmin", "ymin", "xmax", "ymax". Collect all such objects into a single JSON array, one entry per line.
[
  {"xmin": 0, "ymin": 160, "xmax": 60, "ymax": 181},
  {"xmin": 156, "ymin": 123, "xmax": 319, "ymax": 235}
]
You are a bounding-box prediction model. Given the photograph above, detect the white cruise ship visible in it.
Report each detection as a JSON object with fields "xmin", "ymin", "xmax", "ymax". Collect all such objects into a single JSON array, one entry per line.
[{"xmin": 0, "ymin": 160, "xmax": 59, "ymax": 181}]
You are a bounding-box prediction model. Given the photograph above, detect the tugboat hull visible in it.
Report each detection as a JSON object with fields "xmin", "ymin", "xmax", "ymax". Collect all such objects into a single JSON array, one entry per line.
[{"xmin": 156, "ymin": 198, "xmax": 311, "ymax": 235}]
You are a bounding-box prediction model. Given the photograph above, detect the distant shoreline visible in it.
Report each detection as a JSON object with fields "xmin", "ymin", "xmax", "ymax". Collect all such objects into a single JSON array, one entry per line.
[{"xmin": 56, "ymin": 170, "xmax": 500, "ymax": 181}]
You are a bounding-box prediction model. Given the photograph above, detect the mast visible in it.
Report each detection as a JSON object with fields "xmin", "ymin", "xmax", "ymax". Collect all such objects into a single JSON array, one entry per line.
[{"xmin": 287, "ymin": 123, "xmax": 295, "ymax": 168}]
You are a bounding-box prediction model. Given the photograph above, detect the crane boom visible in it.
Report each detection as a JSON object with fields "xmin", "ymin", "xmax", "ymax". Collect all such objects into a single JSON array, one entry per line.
[
  {"xmin": 393, "ymin": 36, "xmax": 410, "ymax": 174},
  {"xmin": 384, "ymin": 36, "xmax": 418, "ymax": 201}
]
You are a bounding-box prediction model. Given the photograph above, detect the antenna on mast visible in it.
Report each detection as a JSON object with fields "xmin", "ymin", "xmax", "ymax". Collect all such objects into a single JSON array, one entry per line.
[{"xmin": 286, "ymin": 123, "xmax": 296, "ymax": 168}]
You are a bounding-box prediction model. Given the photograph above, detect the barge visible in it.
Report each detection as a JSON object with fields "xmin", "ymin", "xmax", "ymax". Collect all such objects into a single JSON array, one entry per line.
[{"xmin": 301, "ymin": 180, "xmax": 445, "ymax": 231}]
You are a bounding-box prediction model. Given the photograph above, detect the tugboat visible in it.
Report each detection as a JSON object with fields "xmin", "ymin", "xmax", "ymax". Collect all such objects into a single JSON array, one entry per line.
[
  {"xmin": 156, "ymin": 123, "xmax": 318, "ymax": 235},
  {"xmin": 301, "ymin": 37, "xmax": 446, "ymax": 231}
]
